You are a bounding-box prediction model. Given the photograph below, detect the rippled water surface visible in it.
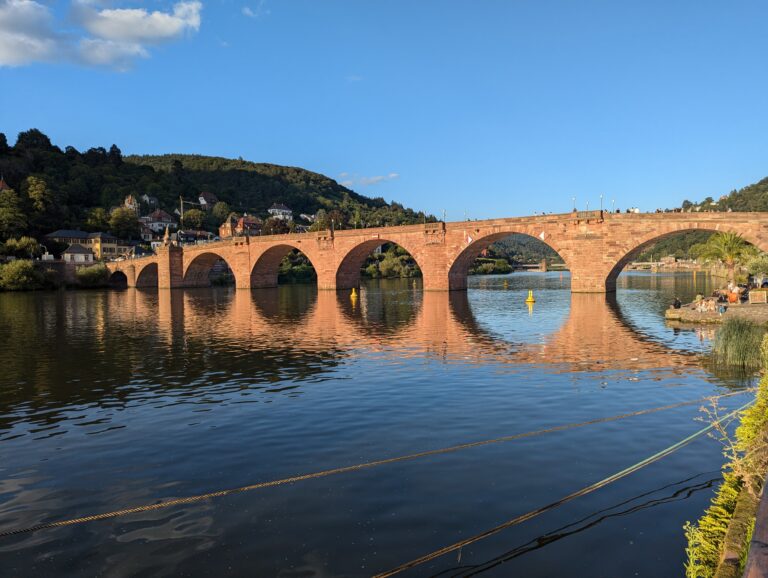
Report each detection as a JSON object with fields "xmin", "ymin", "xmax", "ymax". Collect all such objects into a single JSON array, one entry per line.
[{"xmin": 0, "ymin": 272, "xmax": 755, "ymax": 577}]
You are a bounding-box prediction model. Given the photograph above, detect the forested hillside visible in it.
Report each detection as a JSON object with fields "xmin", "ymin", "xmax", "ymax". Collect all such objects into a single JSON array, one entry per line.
[
  {"xmin": 0, "ymin": 129, "xmax": 434, "ymax": 242},
  {"xmin": 637, "ymin": 176, "xmax": 768, "ymax": 260}
]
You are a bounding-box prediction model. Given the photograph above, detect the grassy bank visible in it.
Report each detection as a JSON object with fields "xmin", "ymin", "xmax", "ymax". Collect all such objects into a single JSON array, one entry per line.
[{"xmin": 684, "ymin": 323, "xmax": 768, "ymax": 577}]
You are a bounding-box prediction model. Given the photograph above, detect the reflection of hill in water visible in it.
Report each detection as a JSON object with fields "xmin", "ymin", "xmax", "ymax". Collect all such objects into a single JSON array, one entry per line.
[{"xmin": 0, "ymin": 285, "xmax": 725, "ymax": 434}]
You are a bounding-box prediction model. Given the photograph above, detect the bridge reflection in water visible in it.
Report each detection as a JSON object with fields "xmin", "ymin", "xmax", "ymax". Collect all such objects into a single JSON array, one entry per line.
[{"xmin": 116, "ymin": 286, "xmax": 699, "ymax": 377}]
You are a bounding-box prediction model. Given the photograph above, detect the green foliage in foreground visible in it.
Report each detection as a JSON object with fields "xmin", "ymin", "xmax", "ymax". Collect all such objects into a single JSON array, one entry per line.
[
  {"xmin": 75, "ymin": 263, "xmax": 110, "ymax": 288},
  {"xmin": 0, "ymin": 260, "xmax": 44, "ymax": 290},
  {"xmin": 684, "ymin": 335, "xmax": 768, "ymax": 577}
]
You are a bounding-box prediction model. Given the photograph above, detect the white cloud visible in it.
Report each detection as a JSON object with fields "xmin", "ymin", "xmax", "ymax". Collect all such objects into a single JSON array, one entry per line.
[
  {"xmin": 340, "ymin": 172, "xmax": 400, "ymax": 188},
  {"xmin": 242, "ymin": 0, "xmax": 268, "ymax": 19},
  {"xmin": 0, "ymin": 0, "xmax": 202, "ymax": 69},
  {"xmin": 75, "ymin": 1, "xmax": 201, "ymax": 43},
  {"xmin": 0, "ymin": 0, "xmax": 59, "ymax": 66},
  {"xmin": 78, "ymin": 38, "xmax": 148, "ymax": 70}
]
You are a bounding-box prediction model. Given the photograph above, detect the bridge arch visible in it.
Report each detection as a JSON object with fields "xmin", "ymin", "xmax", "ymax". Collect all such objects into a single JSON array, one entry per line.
[
  {"xmin": 109, "ymin": 269, "xmax": 129, "ymax": 288},
  {"xmin": 251, "ymin": 244, "xmax": 317, "ymax": 288},
  {"xmin": 135, "ymin": 262, "xmax": 158, "ymax": 288},
  {"xmin": 184, "ymin": 252, "xmax": 237, "ymax": 288},
  {"xmin": 604, "ymin": 224, "xmax": 768, "ymax": 291},
  {"xmin": 335, "ymin": 238, "xmax": 425, "ymax": 290},
  {"xmin": 447, "ymin": 230, "xmax": 568, "ymax": 291}
]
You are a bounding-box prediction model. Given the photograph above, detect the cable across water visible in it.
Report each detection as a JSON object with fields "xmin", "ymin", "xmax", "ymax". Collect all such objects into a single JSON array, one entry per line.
[
  {"xmin": 372, "ymin": 399, "xmax": 755, "ymax": 577},
  {"xmin": 0, "ymin": 389, "xmax": 752, "ymax": 539}
]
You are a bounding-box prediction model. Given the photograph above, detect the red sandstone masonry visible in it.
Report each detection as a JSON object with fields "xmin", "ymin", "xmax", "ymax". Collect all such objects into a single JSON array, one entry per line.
[{"xmin": 107, "ymin": 212, "xmax": 768, "ymax": 292}]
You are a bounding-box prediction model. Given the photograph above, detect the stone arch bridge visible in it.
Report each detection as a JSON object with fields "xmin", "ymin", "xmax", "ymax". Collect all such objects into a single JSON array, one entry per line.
[{"xmin": 106, "ymin": 211, "xmax": 768, "ymax": 292}]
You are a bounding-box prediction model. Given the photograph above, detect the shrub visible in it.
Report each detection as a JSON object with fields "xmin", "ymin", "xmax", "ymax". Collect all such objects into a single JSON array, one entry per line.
[
  {"xmin": 0, "ymin": 260, "xmax": 44, "ymax": 290},
  {"xmin": 76, "ymin": 263, "xmax": 110, "ymax": 288}
]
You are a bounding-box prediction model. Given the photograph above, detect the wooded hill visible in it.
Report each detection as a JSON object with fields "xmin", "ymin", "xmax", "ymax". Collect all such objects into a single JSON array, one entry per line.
[{"xmin": 0, "ymin": 129, "xmax": 434, "ymax": 242}]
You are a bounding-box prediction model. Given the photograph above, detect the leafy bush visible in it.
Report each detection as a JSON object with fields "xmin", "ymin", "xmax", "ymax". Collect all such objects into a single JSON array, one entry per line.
[
  {"xmin": 0, "ymin": 260, "xmax": 44, "ymax": 290},
  {"xmin": 76, "ymin": 263, "xmax": 110, "ymax": 288}
]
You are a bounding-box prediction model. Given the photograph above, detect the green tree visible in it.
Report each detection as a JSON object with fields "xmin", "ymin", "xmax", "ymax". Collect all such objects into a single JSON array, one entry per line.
[
  {"xmin": 109, "ymin": 207, "xmax": 140, "ymax": 240},
  {"xmin": 211, "ymin": 201, "xmax": 231, "ymax": 224},
  {"xmin": 262, "ymin": 217, "xmax": 290, "ymax": 235},
  {"xmin": 0, "ymin": 188, "xmax": 27, "ymax": 241},
  {"xmin": 14, "ymin": 128, "xmax": 53, "ymax": 151},
  {"xmin": 2, "ymin": 237, "xmax": 42, "ymax": 258},
  {"xmin": 24, "ymin": 175, "xmax": 53, "ymax": 213},
  {"xmin": 696, "ymin": 232, "xmax": 748, "ymax": 284},
  {"xmin": 183, "ymin": 208, "xmax": 206, "ymax": 229},
  {"xmin": 85, "ymin": 207, "xmax": 110, "ymax": 231}
]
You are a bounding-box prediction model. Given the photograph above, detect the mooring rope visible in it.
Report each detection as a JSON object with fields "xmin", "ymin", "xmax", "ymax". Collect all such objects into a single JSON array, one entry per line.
[
  {"xmin": 372, "ymin": 399, "xmax": 755, "ymax": 577},
  {"xmin": 0, "ymin": 389, "xmax": 753, "ymax": 539}
]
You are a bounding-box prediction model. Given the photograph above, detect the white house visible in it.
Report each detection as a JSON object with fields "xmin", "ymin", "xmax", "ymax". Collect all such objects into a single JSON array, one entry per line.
[
  {"xmin": 62, "ymin": 244, "xmax": 94, "ymax": 263},
  {"xmin": 140, "ymin": 209, "xmax": 178, "ymax": 233},
  {"xmin": 268, "ymin": 203, "xmax": 293, "ymax": 221}
]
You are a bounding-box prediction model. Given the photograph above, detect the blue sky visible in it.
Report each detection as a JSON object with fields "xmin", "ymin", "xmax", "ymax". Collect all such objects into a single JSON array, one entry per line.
[{"xmin": 2, "ymin": 0, "xmax": 767, "ymax": 219}]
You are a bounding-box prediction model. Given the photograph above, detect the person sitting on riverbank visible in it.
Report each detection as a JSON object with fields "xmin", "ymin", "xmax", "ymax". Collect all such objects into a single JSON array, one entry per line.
[{"xmin": 694, "ymin": 298, "xmax": 717, "ymax": 313}]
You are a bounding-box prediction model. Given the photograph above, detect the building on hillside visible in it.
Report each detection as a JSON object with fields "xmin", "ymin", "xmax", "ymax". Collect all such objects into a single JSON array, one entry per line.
[
  {"xmin": 62, "ymin": 244, "xmax": 94, "ymax": 263},
  {"xmin": 299, "ymin": 213, "xmax": 316, "ymax": 223},
  {"xmin": 268, "ymin": 203, "xmax": 293, "ymax": 221},
  {"xmin": 88, "ymin": 232, "xmax": 133, "ymax": 260},
  {"xmin": 219, "ymin": 213, "xmax": 262, "ymax": 238},
  {"xmin": 141, "ymin": 194, "xmax": 159, "ymax": 207},
  {"xmin": 140, "ymin": 224, "xmax": 154, "ymax": 242},
  {"xmin": 140, "ymin": 209, "xmax": 178, "ymax": 233},
  {"xmin": 198, "ymin": 191, "xmax": 219, "ymax": 211},
  {"xmin": 46, "ymin": 230, "xmax": 90, "ymax": 246},
  {"xmin": 45, "ymin": 230, "xmax": 133, "ymax": 260},
  {"xmin": 123, "ymin": 194, "xmax": 140, "ymax": 214}
]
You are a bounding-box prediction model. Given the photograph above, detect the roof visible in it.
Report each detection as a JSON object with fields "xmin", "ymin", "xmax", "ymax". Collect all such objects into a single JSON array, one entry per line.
[
  {"xmin": 147, "ymin": 209, "xmax": 176, "ymax": 221},
  {"xmin": 63, "ymin": 244, "xmax": 93, "ymax": 255},
  {"xmin": 46, "ymin": 229, "xmax": 90, "ymax": 239},
  {"xmin": 0, "ymin": 177, "xmax": 11, "ymax": 191},
  {"xmin": 269, "ymin": 203, "xmax": 291, "ymax": 211},
  {"xmin": 239, "ymin": 215, "xmax": 262, "ymax": 225},
  {"xmin": 88, "ymin": 232, "xmax": 119, "ymax": 241},
  {"xmin": 199, "ymin": 191, "xmax": 218, "ymax": 203}
]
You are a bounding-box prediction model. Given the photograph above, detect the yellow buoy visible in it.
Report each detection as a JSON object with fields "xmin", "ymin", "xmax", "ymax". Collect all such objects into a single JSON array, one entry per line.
[
  {"xmin": 503, "ymin": 280, "xmax": 509, "ymax": 289},
  {"xmin": 525, "ymin": 289, "xmax": 535, "ymax": 304},
  {"xmin": 350, "ymin": 287, "xmax": 358, "ymax": 298}
]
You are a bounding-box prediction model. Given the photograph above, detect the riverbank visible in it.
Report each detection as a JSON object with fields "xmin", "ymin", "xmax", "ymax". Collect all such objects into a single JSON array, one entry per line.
[
  {"xmin": 666, "ymin": 303, "xmax": 768, "ymax": 325},
  {"xmin": 684, "ymin": 331, "xmax": 768, "ymax": 578}
]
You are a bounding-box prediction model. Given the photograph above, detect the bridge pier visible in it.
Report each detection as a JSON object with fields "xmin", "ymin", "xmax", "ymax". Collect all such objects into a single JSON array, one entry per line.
[{"xmin": 156, "ymin": 245, "xmax": 185, "ymax": 289}]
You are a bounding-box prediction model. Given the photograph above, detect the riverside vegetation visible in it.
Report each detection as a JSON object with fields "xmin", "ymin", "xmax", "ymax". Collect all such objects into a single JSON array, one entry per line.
[{"xmin": 684, "ymin": 318, "xmax": 768, "ymax": 577}]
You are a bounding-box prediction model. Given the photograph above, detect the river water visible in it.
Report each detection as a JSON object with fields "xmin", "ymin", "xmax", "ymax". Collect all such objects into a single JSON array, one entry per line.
[{"xmin": 0, "ymin": 272, "xmax": 756, "ymax": 577}]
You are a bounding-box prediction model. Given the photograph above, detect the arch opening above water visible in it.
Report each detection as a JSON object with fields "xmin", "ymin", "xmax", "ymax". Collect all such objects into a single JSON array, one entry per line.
[
  {"xmin": 335, "ymin": 239, "xmax": 423, "ymax": 290},
  {"xmin": 109, "ymin": 270, "xmax": 128, "ymax": 288},
  {"xmin": 251, "ymin": 244, "xmax": 317, "ymax": 288},
  {"xmin": 184, "ymin": 252, "xmax": 236, "ymax": 288},
  {"xmin": 605, "ymin": 227, "xmax": 768, "ymax": 291},
  {"xmin": 135, "ymin": 262, "xmax": 158, "ymax": 288},
  {"xmin": 448, "ymin": 231, "xmax": 568, "ymax": 291}
]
